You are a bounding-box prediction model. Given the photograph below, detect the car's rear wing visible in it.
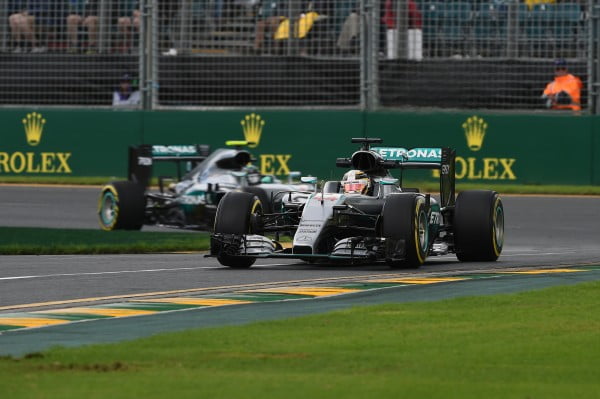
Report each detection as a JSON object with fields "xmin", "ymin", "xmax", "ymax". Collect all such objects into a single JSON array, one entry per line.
[
  {"xmin": 336, "ymin": 139, "xmax": 456, "ymax": 208},
  {"xmin": 372, "ymin": 146, "xmax": 456, "ymax": 208},
  {"xmin": 128, "ymin": 144, "xmax": 211, "ymax": 187},
  {"xmin": 372, "ymin": 147, "xmax": 440, "ymax": 165}
]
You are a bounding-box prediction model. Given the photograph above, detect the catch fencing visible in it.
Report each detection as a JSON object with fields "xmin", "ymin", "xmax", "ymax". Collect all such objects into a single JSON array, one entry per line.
[{"xmin": 0, "ymin": 0, "xmax": 598, "ymax": 112}]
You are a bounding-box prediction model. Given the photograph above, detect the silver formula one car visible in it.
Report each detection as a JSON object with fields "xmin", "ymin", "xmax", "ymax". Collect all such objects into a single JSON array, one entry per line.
[
  {"xmin": 98, "ymin": 142, "xmax": 312, "ymax": 231},
  {"xmin": 209, "ymin": 137, "xmax": 504, "ymax": 268}
]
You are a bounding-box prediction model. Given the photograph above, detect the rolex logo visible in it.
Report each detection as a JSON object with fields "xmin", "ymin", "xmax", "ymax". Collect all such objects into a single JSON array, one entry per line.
[
  {"xmin": 462, "ymin": 116, "xmax": 487, "ymax": 151},
  {"xmin": 22, "ymin": 112, "xmax": 46, "ymax": 146},
  {"xmin": 241, "ymin": 113, "xmax": 264, "ymax": 148}
]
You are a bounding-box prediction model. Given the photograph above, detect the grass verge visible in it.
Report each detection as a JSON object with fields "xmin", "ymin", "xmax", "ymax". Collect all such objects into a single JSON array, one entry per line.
[
  {"xmin": 0, "ymin": 227, "xmax": 209, "ymax": 255},
  {"xmin": 0, "ymin": 281, "xmax": 598, "ymax": 398}
]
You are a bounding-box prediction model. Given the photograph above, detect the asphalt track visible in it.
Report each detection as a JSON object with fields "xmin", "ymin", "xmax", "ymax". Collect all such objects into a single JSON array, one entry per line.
[{"xmin": 1, "ymin": 185, "xmax": 599, "ymax": 355}]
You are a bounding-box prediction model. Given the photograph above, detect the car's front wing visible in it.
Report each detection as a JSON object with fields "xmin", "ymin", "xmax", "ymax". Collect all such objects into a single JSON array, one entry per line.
[{"xmin": 208, "ymin": 233, "xmax": 408, "ymax": 264}]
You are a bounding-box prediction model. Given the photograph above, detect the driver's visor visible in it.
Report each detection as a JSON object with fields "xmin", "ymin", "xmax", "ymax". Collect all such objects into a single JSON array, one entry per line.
[{"xmin": 343, "ymin": 181, "xmax": 366, "ymax": 193}]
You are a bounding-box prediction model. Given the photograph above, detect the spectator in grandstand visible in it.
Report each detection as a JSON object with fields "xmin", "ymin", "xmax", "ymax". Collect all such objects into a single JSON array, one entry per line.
[
  {"xmin": 272, "ymin": 2, "xmax": 322, "ymax": 55},
  {"xmin": 8, "ymin": 0, "xmax": 54, "ymax": 53},
  {"xmin": 116, "ymin": 0, "xmax": 141, "ymax": 53},
  {"xmin": 65, "ymin": 0, "xmax": 99, "ymax": 53},
  {"xmin": 525, "ymin": 0, "xmax": 554, "ymax": 10},
  {"xmin": 336, "ymin": 1, "xmax": 359, "ymax": 53},
  {"xmin": 112, "ymin": 73, "xmax": 141, "ymax": 107},
  {"xmin": 382, "ymin": 0, "xmax": 422, "ymax": 59},
  {"xmin": 253, "ymin": 0, "xmax": 288, "ymax": 52},
  {"xmin": 541, "ymin": 58, "xmax": 582, "ymax": 112},
  {"xmin": 41, "ymin": 1, "xmax": 69, "ymax": 52},
  {"xmin": 160, "ymin": 0, "xmax": 180, "ymax": 55}
]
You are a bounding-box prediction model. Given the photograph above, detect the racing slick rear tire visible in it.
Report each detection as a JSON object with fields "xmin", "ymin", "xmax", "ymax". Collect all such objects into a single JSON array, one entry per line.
[
  {"xmin": 213, "ymin": 191, "xmax": 264, "ymax": 268},
  {"xmin": 98, "ymin": 181, "xmax": 145, "ymax": 230},
  {"xmin": 382, "ymin": 194, "xmax": 429, "ymax": 269},
  {"xmin": 454, "ymin": 190, "xmax": 504, "ymax": 262}
]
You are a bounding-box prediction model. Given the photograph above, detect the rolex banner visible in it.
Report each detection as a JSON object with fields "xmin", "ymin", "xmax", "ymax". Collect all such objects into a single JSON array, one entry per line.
[
  {"xmin": 0, "ymin": 109, "xmax": 598, "ymax": 185},
  {"xmin": 367, "ymin": 112, "xmax": 597, "ymax": 185},
  {"xmin": 0, "ymin": 110, "xmax": 141, "ymax": 177}
]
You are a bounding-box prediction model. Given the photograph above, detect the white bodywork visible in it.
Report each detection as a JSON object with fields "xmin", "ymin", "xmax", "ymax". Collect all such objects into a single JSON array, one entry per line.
[{"xmin": 292, "ymin": 193, "xmax": 344, "ymax": 251}]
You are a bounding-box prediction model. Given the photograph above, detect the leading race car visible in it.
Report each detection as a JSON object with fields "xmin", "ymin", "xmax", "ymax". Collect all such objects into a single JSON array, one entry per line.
[
  {"xmin": 209, "ymin": 137, "xmax": 504, "ymax": 268},
  {"xmin": 98, "ymin": 142, "xmax": 313, "ymax": 231}
]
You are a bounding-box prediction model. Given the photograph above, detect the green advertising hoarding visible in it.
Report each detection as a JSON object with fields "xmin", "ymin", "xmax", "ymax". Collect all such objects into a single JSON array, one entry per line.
[
  {"xmin": 0, "ymin": 109, "xmax": 142, "ymax": 177},
  {"xmin": 0, "ymin": 109, "xmax": 598, "ymax": 185},
  {"xmin": 368, "ymin": 111, "xmax": 595, "ymax": 185},
  {"xmin": 141, "ymin": 110, "xmax": 363, "ymax": 180}
]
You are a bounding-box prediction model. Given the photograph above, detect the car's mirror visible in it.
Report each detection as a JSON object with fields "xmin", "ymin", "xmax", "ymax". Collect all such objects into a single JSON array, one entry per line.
[
  {"xmin": 231, "ymin": 171, "xmax": 247, "ymax": 178},
  {"xmin": 261, "ymin": 176, "xmax": 274, "ymax": 183},
  {"xmin": 301, "ymin": 176, "xmax": 317, "ymax": 184},
  {"xmin": 380, "ymin": 178, "xmax": 399, "ymax": 185},
  {"xmin": 288, "ymin": 171, "xmax": 301, "ymax": 183}
]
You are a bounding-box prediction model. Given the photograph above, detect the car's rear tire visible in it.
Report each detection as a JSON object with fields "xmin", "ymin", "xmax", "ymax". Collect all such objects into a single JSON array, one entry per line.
[
  {"xmin": 382, "ymin": 194, "xmax": 429, "ymax": 269},
  {"xmin": 454, "ymin": 190, "xmax": 504, "ymax": 262},
  {"xmin": 98, "ymin": 181, "xmax": 145, "ymax": 230},
  {"xmin": 213, "ymin": 191, "xmax": 263, "ymax": 268}
]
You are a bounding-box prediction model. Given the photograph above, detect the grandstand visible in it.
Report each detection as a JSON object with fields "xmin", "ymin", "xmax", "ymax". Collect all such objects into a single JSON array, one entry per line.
[{"xmin": 0, "ymin": 0, "xmax": 594, "ymax": 111}]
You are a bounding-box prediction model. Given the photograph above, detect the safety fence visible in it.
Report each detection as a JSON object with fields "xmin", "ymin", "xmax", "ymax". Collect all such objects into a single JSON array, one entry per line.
[{"xmin": 0, "ymin": 0, "xmax": 597, "ymax": 112}]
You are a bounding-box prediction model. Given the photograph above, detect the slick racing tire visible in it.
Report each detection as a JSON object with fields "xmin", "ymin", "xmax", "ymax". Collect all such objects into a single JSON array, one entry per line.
[
  {"xmin": 98, "ymin": 181, "xmax": 145, "ymax": 231},
  {"xmin": 382, "ymin": 194, "xmax": 429, "ymax": 269},
  {"xmin": 213, "ymin": 191, "xmax": 264, "ymax": 268},
  {"xmin": 243, "ymin": 186, "xmax": 272, "ymax": 214},
  {"xmin": 454, "ymin": 190, "xmax": 504, "ymax": 262}
]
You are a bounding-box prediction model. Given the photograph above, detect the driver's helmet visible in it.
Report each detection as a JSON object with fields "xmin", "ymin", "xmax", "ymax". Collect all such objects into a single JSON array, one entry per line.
[
  {"xmin": 342, "ymin": 170, "xmax": 371, "ymax": 195},
  {"xmin": 244, "ymin": 164, "xmax": 261, "ymax": 185}
]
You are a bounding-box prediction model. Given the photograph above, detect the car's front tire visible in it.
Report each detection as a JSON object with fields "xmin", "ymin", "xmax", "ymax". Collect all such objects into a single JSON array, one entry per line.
[
  {"xmin": 454, "ymin": 190, "xmax": 504, "ymax": 262},
  {"xmin": 382, "ymin": 194, "xmax": 429, "ymax": 268},
  {"xmin": 242, "ymin": 186, "xmax": 272, "ymax": 214},
  {"xmin": 213, "ymin": 191, "xmax": 264, "ymax": 268},
  {"xmin": 98, "ymin": 181, "xmax": 145, "ymax": 230}
]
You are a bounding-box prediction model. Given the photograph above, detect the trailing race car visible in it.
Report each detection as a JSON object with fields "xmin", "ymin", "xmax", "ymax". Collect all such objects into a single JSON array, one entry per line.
[
  {"xmin": 98, "ymin": 142, "xmax": 312, "ymax": 231},
  {"xmin": 209, "ymin": 137, "xmax": 504, "ymax": 268}
]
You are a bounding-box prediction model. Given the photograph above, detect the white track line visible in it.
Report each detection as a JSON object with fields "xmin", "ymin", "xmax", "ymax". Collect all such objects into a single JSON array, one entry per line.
[
  {"xmin": 0, "ymin": 253, "xmax": 587, "ymax": 281},
  {"xmin": 0, "ymin": 266, "xmax": 219, "ymax": 281},
  {"xmin": 0, "ymin": 253, "xmax": 575, "ymax": 281},
  {"xmin": 0, "ymin": 263, "xmax": 299, "ymax": 281}
]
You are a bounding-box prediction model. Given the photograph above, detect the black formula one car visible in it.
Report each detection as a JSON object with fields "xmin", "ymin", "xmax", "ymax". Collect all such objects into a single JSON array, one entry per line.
[
  {"xmin": 209, "ymin": 137, "xmax": 504, "ymax": 268},
  {"xmin": 98, "ymin": 142, "xmax": 312, "ymax": 231}
]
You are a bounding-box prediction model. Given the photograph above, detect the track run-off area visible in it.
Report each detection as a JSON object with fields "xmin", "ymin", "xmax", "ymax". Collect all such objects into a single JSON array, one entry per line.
[{"xmin": 1, "ymin": 185, "xmax": 599, "ymax": 355}]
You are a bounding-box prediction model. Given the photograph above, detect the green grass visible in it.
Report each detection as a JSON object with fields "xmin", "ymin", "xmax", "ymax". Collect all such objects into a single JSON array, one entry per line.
[
  {"xmin": 0, "ymin": 227, "xmax": 209, "ymax": 254},
  {"xmin": 2, "ymin": 176, "xmax": 600, "ymax": 194},
  {"xmin": 0, "ymin": 281, "xmax": 598, "ymax": 398}
]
